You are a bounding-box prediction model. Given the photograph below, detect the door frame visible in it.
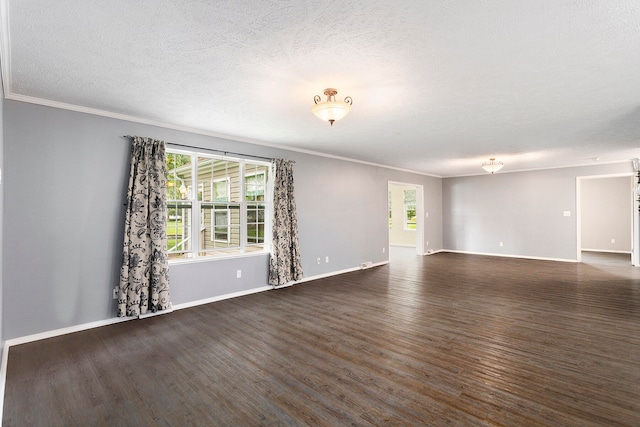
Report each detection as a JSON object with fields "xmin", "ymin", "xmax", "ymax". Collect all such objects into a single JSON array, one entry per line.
[
  {"xmin": 388, "ymin": 181, "xmax": 425, "ymax": 256},
  {"xmin": 576, "ymin": 173, "xmax": 637, "ymax": 265}
]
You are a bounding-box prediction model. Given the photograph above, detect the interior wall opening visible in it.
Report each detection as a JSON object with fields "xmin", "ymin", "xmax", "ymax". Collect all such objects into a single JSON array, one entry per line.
[
  {"xmin": 577, "ymin": 174, "xmax": 635, "ymax": 266},
  {"xmin": 388, "ymin": 181, "xmax": 424, "ymax": 259}
]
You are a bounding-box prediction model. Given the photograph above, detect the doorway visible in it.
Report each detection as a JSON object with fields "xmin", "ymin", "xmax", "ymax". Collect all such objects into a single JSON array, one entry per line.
[
  {"xmin": 388, "ymin": 181, "xmax": 424, "ymax": 259},
  {"xmin": 577, "ymin": 174, "xmax": 636, "ymax": 265}
]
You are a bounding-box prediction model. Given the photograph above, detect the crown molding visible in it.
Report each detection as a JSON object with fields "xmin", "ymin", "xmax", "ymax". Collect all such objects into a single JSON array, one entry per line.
[
  {"xmin": 0, "ymin": 0, "xmax": 11, "ymax": 97},
  {"xmin": 4, "ymin": 91, "xmax": 442, "ymax": 177}
]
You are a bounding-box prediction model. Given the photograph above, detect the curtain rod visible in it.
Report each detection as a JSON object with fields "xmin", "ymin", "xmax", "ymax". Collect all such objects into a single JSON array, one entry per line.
[{"xmin": 121, "ymin": 135, "xmax": 283, "ymax": 163}]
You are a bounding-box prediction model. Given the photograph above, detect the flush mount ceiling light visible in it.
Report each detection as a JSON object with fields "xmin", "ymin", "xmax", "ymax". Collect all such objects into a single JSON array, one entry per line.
[
  {"xmin": 311, "ymin": 88, "xmax": 352, "ymax": 126},
  {"xmin": 482, "ymin": 158, "xmax": 504, "ymax": 174}
]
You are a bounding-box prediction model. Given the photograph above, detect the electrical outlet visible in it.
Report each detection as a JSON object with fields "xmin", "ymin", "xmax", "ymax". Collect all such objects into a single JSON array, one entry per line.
[
  {"xmin": 236, "ymin": 270, "xmax": 242, "ymax": 278},
  {"xmin": 499, "ymin": 242, "xmax": 503, "ymax": 247},
  {"xmin": 316, "ymin": 257, "xmax": 321, "ymax": 264},
  {"xmin": 112, "ymin": 287, "xmax": 118, "ymax": 299},
  {"xmin": 382, "ymin": 247, "xmax": 386, "ymax": 253},
  {"xmin": 426, "ymin": 241, "xmax": 429, "ymax": 246},
  {"xmin": 325, "ymin": 256, "xmax": 329, "ymax": 263},
  {"xmin": 611, "ymin": 239, "xmax": 616, "ymax": 244}
]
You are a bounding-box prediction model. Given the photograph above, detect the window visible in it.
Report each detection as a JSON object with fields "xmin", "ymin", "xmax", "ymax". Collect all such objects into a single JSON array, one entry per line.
[
  {"xmin": 403, "ymin": 189, "xmax": 416, "ymax": 230},
  {"xmin": 388, "ymin": 191, "xmax": 393, "ymax": 229},
  {"xmin": 245, "ymin": 166, "xmax": 267, "ymax": 246},
  {"xmin": 166, "ymin": 150, "xmax": 270, "ymax": 260}
]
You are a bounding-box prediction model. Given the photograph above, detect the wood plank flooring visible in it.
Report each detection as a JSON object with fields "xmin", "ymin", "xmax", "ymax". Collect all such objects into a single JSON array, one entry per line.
[{"xmin": 4, "ymin": 252, "xmax": 640, "ymax": 426}]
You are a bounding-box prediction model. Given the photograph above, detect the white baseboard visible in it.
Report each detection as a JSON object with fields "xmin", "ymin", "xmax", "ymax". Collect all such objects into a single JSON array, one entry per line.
[
  {"xmin": 443, "ymin": 249, "xmax": 577, "ymax": 263},
  {"xmin": 5, "ymin": 316, "xmax": 134, "ymax": 348},
  {"xmin": 0, "ymin": 341, "xmax": 8, "ymax": 422},
  {"xmin": 4, "ymin": 259, "xmax": 391, "ymax": 346},
  {"xmin": 281, "ymin": 260, "xmax": 389, "ymax": 287},
  {"xmin": 581, "ymin": 249, "xmax": 631, "ymax": 254},
  {"xmin": 0, "ymin": 260, "xmax": 391, "ymax": 418},
  {"xmin": 423, "ymin": 249, "xmax": 444, "ymax": 256},
  {"xmin": 171, "ymin": 286, "xmax": 273, "ymax": 310}
]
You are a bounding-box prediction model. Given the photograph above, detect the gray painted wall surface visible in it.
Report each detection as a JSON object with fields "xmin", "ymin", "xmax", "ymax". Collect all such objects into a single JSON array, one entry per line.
[
  {"xmin": 443, "ymin": 164, "xmax": 634, "ymax": 261},
  {"xmin": 3, "ymin": 100, "xmax": 442, "ymax": 340},
  {"xmin": 581, "ymin": 176, "xmax": 632, "ymax": 252}
]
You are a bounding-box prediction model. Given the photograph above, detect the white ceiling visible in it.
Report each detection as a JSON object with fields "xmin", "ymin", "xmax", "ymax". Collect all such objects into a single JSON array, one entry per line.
[{"xmin": 2, "ymin": 0, "xmax": 640, "ymax": 176}]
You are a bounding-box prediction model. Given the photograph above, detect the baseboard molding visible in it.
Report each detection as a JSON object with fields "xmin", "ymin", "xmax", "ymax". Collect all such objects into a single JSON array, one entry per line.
[
  {"xmin": 0, "ymin": 261, "xmax": 391, "ymax": 417},
  {"xmin": 171, "ymin": 286, "xmax": 273, "ymax": 310},
  {"xmin": 581, "ymin": 249, "xmax": 631, "ymax": 254},
  {"xmin": 443, "ymin": 250, "xmax": 577, "ymax": 263},
  {"xmin": 0, "ymin": 341, "xmax": 7, "ymax": 422},
  {"xmin": 5, "ymin": 316, "xmax": 134, "ymax": 348},
  {"xmin": 3, "ymin": 260, "xmax": 392, "ymax": 347},
  {"xmin": 423, "ymin": 249, "xmax": 444, "ymax": 256},
  {"xmin": 281, "ymin": 261, "xmax": 390, "ymax": 288}
]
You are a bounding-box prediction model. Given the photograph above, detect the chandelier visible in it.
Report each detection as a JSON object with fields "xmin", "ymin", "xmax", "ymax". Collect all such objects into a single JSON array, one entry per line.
[
  {"xmin": 311, "ymin": 88, "xmax": 352, "ymax": 126},
  {"xmin": 482, "ymin": 158, "xmax": 503, "ymax": 174}
]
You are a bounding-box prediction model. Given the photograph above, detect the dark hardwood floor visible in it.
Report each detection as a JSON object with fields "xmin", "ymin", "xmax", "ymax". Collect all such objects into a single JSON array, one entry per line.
[{"xmin": 4, "ymin": 252, "xmax": 640, "ymax": 426}]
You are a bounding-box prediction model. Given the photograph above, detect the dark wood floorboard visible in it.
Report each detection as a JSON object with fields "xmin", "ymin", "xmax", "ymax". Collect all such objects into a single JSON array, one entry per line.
[{"xmin": 4, "ymin": 252, "xmax": 640, "ymax": 426}]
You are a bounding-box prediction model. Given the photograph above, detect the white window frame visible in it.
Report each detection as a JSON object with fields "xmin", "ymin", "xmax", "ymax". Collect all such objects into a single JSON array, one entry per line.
[
  {"xmin": 166, "ymin": 148, "xmax": 271, "ymax": 261},
  {"xmin": 403, "ymin": 189, "xmax": 417, "ymax": 231},
  {"xmin": 213, "ymin": 177, "xmax": 230, "ymax": 202},
  {"xmin": 212, "ymin": 205, "xmax": 231, "ymax": 243}
]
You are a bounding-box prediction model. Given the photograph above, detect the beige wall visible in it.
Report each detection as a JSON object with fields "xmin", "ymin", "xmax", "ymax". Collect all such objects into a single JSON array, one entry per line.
[{"xmin": 581, "ymin": 176, "xmax": 633, "ymax": 252}]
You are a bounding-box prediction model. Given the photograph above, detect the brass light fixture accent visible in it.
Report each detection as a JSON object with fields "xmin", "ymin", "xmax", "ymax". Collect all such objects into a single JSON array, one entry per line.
[
  {"xmin": 311, "ymin": 88, "xmax": 353, "ymax": 126},
  {"xmin": 482, "ymin": 158, "xmax": 504, "ymax": 174}
]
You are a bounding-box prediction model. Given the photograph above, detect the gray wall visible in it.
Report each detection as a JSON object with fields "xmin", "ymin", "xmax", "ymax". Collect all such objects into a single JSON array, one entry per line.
[
  {"xmin": 2, "ymin": 100, "xmax": 442, "ymax": 340},
  {"xmin": 580, "ymin": 176, "xmax": 632, "ymax": 252},
  {"xmin": 443, "ymin": 164, "xmax": 634, "ymax": 261}
]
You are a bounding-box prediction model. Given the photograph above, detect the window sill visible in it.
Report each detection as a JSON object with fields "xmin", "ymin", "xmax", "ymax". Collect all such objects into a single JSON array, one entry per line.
[{"xmin": 169, "ymin": 249, "xmax": 270, "ymax": 265}]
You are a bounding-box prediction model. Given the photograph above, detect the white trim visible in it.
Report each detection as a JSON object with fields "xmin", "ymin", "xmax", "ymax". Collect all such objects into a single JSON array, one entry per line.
[
  {"xmin": 0, "ymin": 260, "xmax": 388, "ymax": 416},
  {"xmin": 447, "ymin": 160, "xmax": 633, "ymax": 178},
  {"xmin": 171, "ymin": 286, "xmax": 272, "ymax": 311},
  {"xmin": 169, "ymin": 249, "xmax": 269, "ymax": 265},
  {"xmin": 4, "ymin": 93, "xmax": 441, "ymax": 177},
  {"xmin": 5, "ymin": 316, "xmax": 133, "ymax": 348},
  {"xmin": 276, "ymin": 261, "xmax": 390, "ymax": 289},
  {"xmin": 577, "ymin": 172, "xmax": 637, "ymax": 267},
  {"xmin": 443, "ymin": 249, "xmax": 576, "ymax": 263},
  {"xmin": 423, "ymin": 249, "xmax": 444, "ymax": 255},
  {"xmin": 0, "ymin": 341, "xmax": 8, "ymax": 422},
  {"xmin": 0, "ymin": 0, "xmax": 11, "ymax": 98},
  {"xmin": 576, "ymin": 176, "xmax": 582, "ymax": 262},
  {"xmin": 576, "ymin": 172, "xmax": 635, "ymax": 180},
  {"xmin": 138, "ymin": 307, "xmax": 174, "ymax": 319},
  {"xmin": 581, "ymin": 249, "xmax": 632, "ymax": 254},
  {"xmin": 3, "ymin": 285, "xmax": 273, "ymax": 348},
  {"xmin": 3, "ymin": 94, "xmax": 635, "ymax": 179}
]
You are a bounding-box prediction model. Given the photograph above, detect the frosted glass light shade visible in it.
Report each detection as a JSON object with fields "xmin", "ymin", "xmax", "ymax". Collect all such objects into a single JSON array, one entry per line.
[
  {"xmin": 310, "ymin": 102, "xmax": 351, "ymax": 123},
  {"xmin": 311, "ymin": 88, "xmax": 353, "ymax": 126},
  {"xmin": 482, "ymin": 158, "xmax": 503, "ymax": 174}
]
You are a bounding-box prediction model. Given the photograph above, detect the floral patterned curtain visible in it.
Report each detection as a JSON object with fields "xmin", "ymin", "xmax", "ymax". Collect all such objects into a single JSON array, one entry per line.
[
  {"xmin": 269, "ymin": 159, "xmax": 303, "ymax": 286},
  {"xmin": 118, "ymin": 136, "xmax": 171, "ymax": 317}
]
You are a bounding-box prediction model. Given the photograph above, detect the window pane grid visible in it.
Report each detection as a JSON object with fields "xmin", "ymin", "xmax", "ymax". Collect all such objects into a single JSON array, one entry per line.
[
  {"xmin": 403, "ymin": 189, "xmax": 417, "ymax": 230},
  {"xmin": 167, "ymin": 150, "xmax": 269, "ymax": 259}
]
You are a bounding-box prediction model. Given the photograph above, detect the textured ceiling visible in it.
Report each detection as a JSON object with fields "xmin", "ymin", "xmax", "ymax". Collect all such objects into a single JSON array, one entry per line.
[{"xmin": 2, "ymin": 0, "xmax": 640, "ymax": 176}]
